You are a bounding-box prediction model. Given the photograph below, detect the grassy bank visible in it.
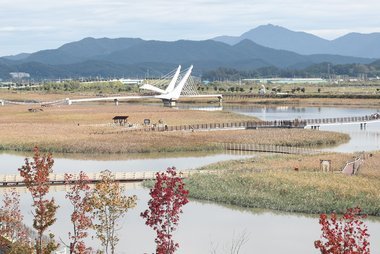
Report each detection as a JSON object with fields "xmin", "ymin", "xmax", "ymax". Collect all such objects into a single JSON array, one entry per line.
[
  {"xmin": 0, "ymin": 104, "xmax": 348, "ymax": 154},
  {"xmin": 185, "ymin": 152, "xmax": 380, "ymax": 216}
]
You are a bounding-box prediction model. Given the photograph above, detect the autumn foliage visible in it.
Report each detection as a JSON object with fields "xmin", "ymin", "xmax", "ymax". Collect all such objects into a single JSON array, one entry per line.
[
  {"xmin": 314, "ymin": 207, "xmax": 370, "ymax": 254},
  {"xmin": 18, "ymin": 146, "xmax": 59, "ymax": 254},
  {"xmin": 0, "ymin": 190, "xmax": 28, "ymax": 242},
  {"xmin": 64, "ymin": 171, "xmax": 93, "ymax": 254},
  {"xmin": 141, "ymin": 167, "xmax": 189, "ymax": 254},
  {"xmin": 88, "ymin": 170, "xmax": 137, "ymax": 254}
]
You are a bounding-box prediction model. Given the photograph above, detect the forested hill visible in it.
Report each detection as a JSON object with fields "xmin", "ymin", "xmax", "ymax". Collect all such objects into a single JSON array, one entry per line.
[
  {"xmin": 202, "ymin": 61, "xmax": 380, "ymax": 81},
  {"xmin": 0, "ymin": 37, "xmax": 374, "ymax": 80}
]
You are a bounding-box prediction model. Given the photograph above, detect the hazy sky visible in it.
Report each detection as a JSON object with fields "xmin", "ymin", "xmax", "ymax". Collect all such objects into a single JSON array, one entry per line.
[{"xmin": 1, "ymin": 0, "xmax": 380, "ymax": 56}]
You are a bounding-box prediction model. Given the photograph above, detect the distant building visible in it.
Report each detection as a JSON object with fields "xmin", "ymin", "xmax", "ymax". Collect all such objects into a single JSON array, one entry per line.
[
  {"xmin": 9, "ymin": 72, "xmax": 30, "ymax": 79},
  {"xmin": 112, "ymin": 78, "xmax": 143, "ymax": 85},
  {"xmin": 0, "ymin": 82, "xmax": 14, "ymax": 87},
  {"xmin": 242, "ymin": 78, "xmax": 327, "ymax": 84}
]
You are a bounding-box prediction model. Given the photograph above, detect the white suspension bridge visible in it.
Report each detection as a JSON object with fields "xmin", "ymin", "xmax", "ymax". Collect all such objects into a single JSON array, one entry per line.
[{"xmin": 0, "ymin": 65, "xmax": 222, "ymax": 107}]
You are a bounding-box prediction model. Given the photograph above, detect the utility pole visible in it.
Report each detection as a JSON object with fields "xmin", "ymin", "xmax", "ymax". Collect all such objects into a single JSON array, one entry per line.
[{"xmin": 327, "ymin": 63, "xmax": 331, "ymax": 84}]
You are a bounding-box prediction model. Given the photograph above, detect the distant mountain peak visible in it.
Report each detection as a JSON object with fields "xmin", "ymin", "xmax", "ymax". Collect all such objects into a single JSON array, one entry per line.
[
  {"xmin": 3, "ymin": 52, "xmax": 31, "ymax": 61},
  {"xmin": 213, "ymin": 24, "xmax": 380, "ymax": 58},
  {"xmin": 256, "ymin": 23, "xmax": 287, "ymax": 29}
]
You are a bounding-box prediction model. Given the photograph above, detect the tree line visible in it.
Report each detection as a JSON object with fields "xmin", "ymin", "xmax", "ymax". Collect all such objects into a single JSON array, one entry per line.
[{"xmin": 202, "ymin": 61, "xmax": 380, "ymax": 81}]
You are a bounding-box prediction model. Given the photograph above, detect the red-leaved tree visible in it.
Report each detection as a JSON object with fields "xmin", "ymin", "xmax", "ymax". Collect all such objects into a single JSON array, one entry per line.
[
  {"xmin": 314, "ymin": 207, "xmax": 370, "ymax": 254},
  {"xmin": 64, "ymin": 171, "xmax": 93, "ymax": 254},
  {"xmin": 141, "ymin": 167, "xmax": 189, "ymax": 254},
  {"xmin": 0, "ymin": 189, "xmax": 29, "ymax": 243},
  {"xmin": 18, "ymin": 146, "xmax": 59, "ymax": 254}
]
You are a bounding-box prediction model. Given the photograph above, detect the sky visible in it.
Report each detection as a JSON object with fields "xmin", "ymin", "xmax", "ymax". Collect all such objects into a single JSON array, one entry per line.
[{"xmin": 1, "ymin": 0, "xmax": 380, "ymax": 56}]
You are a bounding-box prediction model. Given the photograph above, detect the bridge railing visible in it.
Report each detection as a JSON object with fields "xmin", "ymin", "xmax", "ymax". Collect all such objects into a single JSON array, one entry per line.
[{"xmin": 0, "ymin": 169, "xmax": 218, "ymax": 186}]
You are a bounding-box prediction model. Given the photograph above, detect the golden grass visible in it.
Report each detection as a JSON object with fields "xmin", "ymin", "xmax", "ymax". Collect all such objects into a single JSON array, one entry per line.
[
  {"xmin": 0, "ymin": 103, "xmax": 348, "ymax": 154},
  {"xmin": 187, "ymin": 152, "xmax": 380, "ymax": 215},
  {"xmin": 198, "ymin": 152, "xmax": 358, "ymax": 173}
]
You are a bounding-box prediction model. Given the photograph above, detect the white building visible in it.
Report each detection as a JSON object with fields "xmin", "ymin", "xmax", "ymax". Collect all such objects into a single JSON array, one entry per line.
[
  {"xmin": 242, "ymin": 78, "xmax": 327, "ymax": 84},
  {"xmin": 9, "ymin": 72, "xmax": 30, "ymax": 79}
]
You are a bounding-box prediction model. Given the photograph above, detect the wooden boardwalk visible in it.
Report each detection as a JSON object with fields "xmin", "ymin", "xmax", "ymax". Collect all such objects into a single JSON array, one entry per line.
[
  {"xmin": 224, "ymin": 143, "xmax": 321, "ymax": 155},
  {"xmin": 106, "ymin": 114, "xmax": 380, "ymax": 133},
  {"xmin": 0, "ymin": 170, "xmax": 208, "ymax": 187}
]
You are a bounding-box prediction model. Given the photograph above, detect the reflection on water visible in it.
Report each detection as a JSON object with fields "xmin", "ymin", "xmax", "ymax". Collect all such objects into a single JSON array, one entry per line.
[
  {"xmin": 0, "ymin": 151, "xmax": 256, "ymax": 175},
  {"xmin": 1, "ymin": 149, "xmax": 226, "ymax": 161},
  {"xmin": 321, "ymin": 123, "xmax": 380, "ymax": 152},
  {"xmin": 225, "ymin": 105, "xmax": 380, "ymax": 153},
  {"xmin": 14, "ymin": 186, "xmax": 380, "ymax": 254},
  {"xmin": 225, "ymin": 105, "xmax": 379, "ymax": 121}
]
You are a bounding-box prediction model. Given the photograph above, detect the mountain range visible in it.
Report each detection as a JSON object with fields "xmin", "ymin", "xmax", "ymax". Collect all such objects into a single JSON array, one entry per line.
[
  {"xmin": 213, "ymin": 24, "xmax": 380, "ymax": 58},
  {"xmin": 1, "ymin": 24, "xmax": 379, "ymax": 79}
]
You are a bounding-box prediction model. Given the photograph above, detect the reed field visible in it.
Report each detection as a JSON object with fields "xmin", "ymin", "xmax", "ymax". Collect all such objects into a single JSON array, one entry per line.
[
  {"xmin": 186, "ymin": 152, "xmax": 380, "ymax": 215},
  {"xmin": 0, "ymin": 102, "xmax": 349, "ymax": 153},
  {"xmin": 0, "ymin": 90, "xmax": 79, "ymax": 101}
]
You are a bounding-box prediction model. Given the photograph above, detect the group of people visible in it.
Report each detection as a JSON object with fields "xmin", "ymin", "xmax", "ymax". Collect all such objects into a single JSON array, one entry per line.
[{"xmin": 370, "ymin": 113, "xmax": 380, "ymax": 119}]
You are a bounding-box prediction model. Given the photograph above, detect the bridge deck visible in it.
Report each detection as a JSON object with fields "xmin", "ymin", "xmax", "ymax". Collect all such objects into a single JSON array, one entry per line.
[
  {"xmin": 180, "ymin": 94, "xmax": 223, "ymax": 99},
  {"xmin": 0, "ymin": 170, "xmax": 206, "ymax": 186},
  {"xmin": 69, "ymin": 96, "xmax": 155, "ymax": 103}
]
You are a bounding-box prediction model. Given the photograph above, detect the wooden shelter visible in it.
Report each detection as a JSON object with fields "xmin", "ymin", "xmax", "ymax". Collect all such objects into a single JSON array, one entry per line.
[{"xmin": 113, "ymin": 116, "xmax": 129, "ymax": 126}]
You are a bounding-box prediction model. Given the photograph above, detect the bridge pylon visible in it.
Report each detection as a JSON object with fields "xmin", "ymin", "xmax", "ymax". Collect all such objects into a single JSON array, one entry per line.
[{"xmin": 162, "ymin": 99, "xmax": 176, "ymax": 107}]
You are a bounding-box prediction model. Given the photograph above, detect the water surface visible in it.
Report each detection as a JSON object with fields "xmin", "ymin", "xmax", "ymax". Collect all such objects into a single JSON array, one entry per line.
[
  {"xmin": 15, "ymin": 185, "xmax": 380, "ymax": 254},
  {"xmin": 0, "ymin": 151, "xmax": 254, "ymax": 174},
  {"xmin": 224, "ymin": 105, "xmax": 380, "ymax": 152}
]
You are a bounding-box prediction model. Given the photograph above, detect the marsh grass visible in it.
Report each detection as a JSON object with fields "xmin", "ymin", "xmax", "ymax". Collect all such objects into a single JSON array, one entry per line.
[
  {"xmin": 0, "ymin": 104, "xmax": 348, "ymax": 154},
  {"xmin": 187, "ymin": 152, "xmax": 380, "ymax": 215}
]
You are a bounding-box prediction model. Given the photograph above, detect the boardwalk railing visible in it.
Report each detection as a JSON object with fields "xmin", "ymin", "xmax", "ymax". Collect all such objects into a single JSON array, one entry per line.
[
  {"xmin": 103, "ymin": 119, "xmax": 307, "ymax": 134},
  {"xmin": 224, "ymin": 143, "xmax": 321, "ymax": 155},
  {"xmin": 305, "ymin": 114, "xmax": 379, "ymax": 125},
  {"xmin": 100, "ymin": 114, "xmax": 379, "ymax": 134},
  {"xmin": 0, "ymin": 169, "xmax": 217, "ymax": 187}
]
